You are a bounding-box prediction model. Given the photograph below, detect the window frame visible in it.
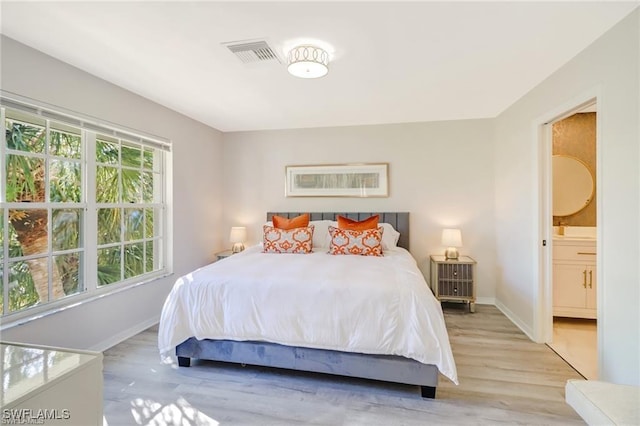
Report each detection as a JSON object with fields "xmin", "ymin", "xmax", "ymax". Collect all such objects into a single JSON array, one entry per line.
[{"xmin": 0, "ymin": 94, "xmax": 172, "ymax": 325}]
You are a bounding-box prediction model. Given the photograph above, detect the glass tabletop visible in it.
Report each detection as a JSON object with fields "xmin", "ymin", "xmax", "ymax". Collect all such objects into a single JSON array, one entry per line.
[{"xmin": 1, "ymin": 342, "xmax": 100, "ymax": 407}]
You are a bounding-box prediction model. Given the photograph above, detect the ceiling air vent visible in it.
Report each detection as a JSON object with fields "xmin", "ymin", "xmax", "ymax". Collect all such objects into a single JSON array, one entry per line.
[{"xmin": 223, "ymin": 40, "xmax": 281, "ymax": 64}]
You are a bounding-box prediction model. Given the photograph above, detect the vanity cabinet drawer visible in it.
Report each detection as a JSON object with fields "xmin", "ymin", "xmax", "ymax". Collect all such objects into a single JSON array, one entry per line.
[{"xmin": 554, "ymin": 244, "xmax": 596, "ymax": 261}]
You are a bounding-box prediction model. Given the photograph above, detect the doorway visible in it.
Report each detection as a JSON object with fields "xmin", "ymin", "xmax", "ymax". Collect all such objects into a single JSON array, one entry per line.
[{"xmin": 538, "ymin": 100, "xmax": 600, "ymax": 379}]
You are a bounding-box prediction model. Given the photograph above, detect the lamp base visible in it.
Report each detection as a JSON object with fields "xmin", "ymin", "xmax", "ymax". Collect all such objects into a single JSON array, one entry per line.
[
  {"xmin": 232, "ymin": 243, "xmax": 245, "ymax": 253},
  {"xmin": 444, "ymin": 247, "xmax": 459, "ymax": 260}
]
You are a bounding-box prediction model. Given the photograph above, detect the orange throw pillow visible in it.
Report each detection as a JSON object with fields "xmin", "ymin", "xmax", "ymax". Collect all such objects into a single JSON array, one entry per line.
[
  {"xmin": 337, "ymin": 214, "xmax": 379, "ymax": 231},
  {"xmin": 272, "ymin": 213, "xmax": 310, "ymax": 230}
]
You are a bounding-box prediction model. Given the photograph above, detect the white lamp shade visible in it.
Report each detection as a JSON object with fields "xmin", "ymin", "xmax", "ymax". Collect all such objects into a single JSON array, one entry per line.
[
  {"xmin": 229, "ymin": 227, "xmax": 247, "ymax": 243},
  {"xmin": 441, "ymin": 228, "xmax": 463, "ymax": 247}
]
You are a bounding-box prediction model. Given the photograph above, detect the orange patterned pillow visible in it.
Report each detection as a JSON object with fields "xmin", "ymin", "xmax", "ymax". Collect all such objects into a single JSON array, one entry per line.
[
  {"xmin": 272, "ymin": 213, "xmax": 310, "ymax": 230},
  {"xmin": 263, "ymin": 225, "xmax": 314, "ymax": 254},
  {"xmin": 328, "ymin": 225, "xmax": 384, "ymax": 257},
  {"xmin": 337, "ymin": 215, "xmax": 379, "ymax": 230}
]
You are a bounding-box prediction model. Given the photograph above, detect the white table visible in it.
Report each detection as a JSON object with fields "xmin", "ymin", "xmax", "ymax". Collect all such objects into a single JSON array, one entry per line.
[{"xmin": 1, "ymin": 342, "xmax": 103, "ymax": 425}]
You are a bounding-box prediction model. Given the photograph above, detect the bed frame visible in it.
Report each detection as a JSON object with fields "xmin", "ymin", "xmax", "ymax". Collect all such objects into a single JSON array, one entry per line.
[{"xmin": 176, "ymin": 212, "xmax": 439, "ymax": 398}]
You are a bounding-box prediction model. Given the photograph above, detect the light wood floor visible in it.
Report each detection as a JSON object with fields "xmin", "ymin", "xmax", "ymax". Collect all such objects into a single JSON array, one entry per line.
[
  {"xmin": 548, "ymin": 317, "xmax": 597, "ymax": 380},
  {"xmin": 103, "ymin": 305, "xmax": 584, "ymax": 425}
]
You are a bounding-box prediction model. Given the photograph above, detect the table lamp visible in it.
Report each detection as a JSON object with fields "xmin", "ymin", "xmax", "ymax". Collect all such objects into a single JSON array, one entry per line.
[
  {"xmin": 230, "ymin": 226, "xmax": 247, "ymax": 253},
  {"xmin": 442, "ymin": 228, "xmax": 462, "ymax": 260}
]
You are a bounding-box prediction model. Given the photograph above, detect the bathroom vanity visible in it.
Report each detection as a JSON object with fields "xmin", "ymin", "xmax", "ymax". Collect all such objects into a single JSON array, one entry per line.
[{"xmin": 553, "ymin": 231, "xmax": 597, "ymax": 319}]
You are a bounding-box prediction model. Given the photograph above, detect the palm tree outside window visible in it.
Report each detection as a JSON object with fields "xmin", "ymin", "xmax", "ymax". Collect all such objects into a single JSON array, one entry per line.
[{"xmin": 0, "ymin": 102, "xmax": 169, "ymax": 318}]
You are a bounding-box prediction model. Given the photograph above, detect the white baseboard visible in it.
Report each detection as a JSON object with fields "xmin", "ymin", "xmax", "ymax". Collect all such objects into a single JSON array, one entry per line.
[
  {"xmin": 89, "ymin": 315, "xmax": 159, "ymax": 352},
  {"xmin": 495, "ymin": 299, "xmax": 535, "ymax": 341},
  {"xmin": 475, "ymin": 297, "xmax": 495, "ymax": 305}
]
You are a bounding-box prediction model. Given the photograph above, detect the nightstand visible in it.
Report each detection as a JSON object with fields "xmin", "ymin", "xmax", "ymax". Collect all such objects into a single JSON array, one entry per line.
[
  {"xmin": 215, "ymin": 250, "xmax": 235, "ymax": 261},
  {"xmin": 429, "ymin": 255, "xmax": 477, "ymax": 312}
]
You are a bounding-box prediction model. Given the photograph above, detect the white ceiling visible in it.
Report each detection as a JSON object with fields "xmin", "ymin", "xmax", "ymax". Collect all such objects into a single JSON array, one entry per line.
[{"xmin": 1, "ymin": 2, "xmax": 638, "ymax": 132}]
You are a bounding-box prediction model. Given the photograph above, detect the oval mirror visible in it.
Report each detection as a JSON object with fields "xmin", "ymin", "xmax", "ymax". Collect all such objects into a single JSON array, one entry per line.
[{"xmin": 552, "ymin": 155, "xmax": 594, "ymax": 216}]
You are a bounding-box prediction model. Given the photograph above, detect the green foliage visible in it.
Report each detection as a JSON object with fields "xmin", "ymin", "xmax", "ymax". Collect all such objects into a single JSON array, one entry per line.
[
  {"xmin": 5, "ymin": 121, "xmax": 45, "ymax": 202},
  {"xmin": 6, "ymin": 120, "xmax": 45, "ymax": 152},
  {"xmin": 50, "ymin": 128, "xmax": 81, "ymax": 159},
  {"xmin": 50, "ymin": 161, "xmax": 81, "ymax": 202},
  {"xmin": 2, "ymin": 221, "xmax": 39, "ymax": 313},
  {"xmin": 2, "ymin": 117, "xmax": 160, "ymax": 315},
  {"xmin": 8, "ymin": 260, "xmax": 39, "ymax": 312},
  {"xmin": 96, "ymin": 139, "xmax": 119, "ymax": 164},
  {"xmin": 97, "ymin": 247, "xmax": 121, "ymax": 285},
  {"xmin": 124, "ymin": 243, "xmax": 144, "ymax": 279}
]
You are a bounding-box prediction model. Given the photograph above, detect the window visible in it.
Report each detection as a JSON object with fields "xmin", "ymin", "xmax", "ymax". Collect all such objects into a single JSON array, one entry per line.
[
  {"xmin": 95, "ymin": 135, "xmax": 163, "ymax": 285},
  {"xmin": 1, "ymin": 98, "xmax": 170, "ymax": 319}
]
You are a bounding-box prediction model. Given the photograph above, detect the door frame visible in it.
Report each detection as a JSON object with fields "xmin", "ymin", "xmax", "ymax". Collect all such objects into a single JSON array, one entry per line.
[{"xmin": 533, "ymin": 86, "xmax": 602, "ymax": 352}]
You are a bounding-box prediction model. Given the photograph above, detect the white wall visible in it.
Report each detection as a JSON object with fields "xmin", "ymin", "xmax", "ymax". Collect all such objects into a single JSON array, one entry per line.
[
  {"xmin": 494, "ymin": 10, "xmax": 639, "ymax": 385},
  {"xmin": 0, "ymin": 36, "xmax": 225, "ymax": 350},
  {"xmin": 222, "ymin": 120, "xmax": 497, "ymax": 302}
]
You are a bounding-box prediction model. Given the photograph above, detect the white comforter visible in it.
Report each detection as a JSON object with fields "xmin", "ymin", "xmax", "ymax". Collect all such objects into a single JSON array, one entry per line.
[{"xmin": 158, "ymin": 245, "xmax": 458, "ymax": 384}]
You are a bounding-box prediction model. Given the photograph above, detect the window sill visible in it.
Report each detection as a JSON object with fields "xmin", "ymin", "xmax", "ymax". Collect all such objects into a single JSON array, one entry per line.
[{"xmin": 0, "ymin": 271, "xmax": 173, "ymax": 331}]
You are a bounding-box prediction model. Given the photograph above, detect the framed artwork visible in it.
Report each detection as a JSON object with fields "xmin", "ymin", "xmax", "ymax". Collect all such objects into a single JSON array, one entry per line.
[{"xmin": 285, "ymin": 163, "xmax": 389, "ymax": 197}]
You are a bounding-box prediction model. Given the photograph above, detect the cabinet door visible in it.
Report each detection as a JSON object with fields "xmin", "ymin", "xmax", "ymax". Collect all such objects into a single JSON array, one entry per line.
[
  {"xmin": 586, "ymin": 265, "xmax": 597, "ymax": 310},
  {"xmin": 553, "ymin": 263, "xmax": 587, "ymax": 309}
]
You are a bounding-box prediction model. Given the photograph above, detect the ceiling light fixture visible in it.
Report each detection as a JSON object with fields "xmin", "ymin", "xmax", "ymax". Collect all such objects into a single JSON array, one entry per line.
[{"xmin": 287, "ymin": 45, "xmax": 329, "ymax": 79}]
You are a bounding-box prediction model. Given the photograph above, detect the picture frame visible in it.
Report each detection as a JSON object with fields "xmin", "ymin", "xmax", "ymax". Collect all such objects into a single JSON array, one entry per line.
[{"xmin": 285, "ymin": 163, "xmax": 389, "ymax": 197}]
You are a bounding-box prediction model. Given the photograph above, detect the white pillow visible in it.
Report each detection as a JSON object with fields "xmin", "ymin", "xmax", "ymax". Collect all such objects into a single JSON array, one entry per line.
[
  {"xmin": 310, "ymin": 220, "xmax": 335, "ymax": 248},
  {"xmin": 380, "ymin": 222, "xmax": 401, "ymax": 249}
]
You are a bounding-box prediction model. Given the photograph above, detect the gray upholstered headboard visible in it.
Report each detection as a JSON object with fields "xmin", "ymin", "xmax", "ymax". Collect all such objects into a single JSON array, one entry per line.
[{"xmin": 266, "ymin": 212, "xmax": 410, "ymax": 250}]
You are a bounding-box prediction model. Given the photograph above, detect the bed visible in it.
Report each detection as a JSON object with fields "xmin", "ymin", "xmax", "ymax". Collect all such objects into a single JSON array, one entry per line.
[{"xmin": 158, "ymin": 212, "xmax": 457, "ymax": 398}]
